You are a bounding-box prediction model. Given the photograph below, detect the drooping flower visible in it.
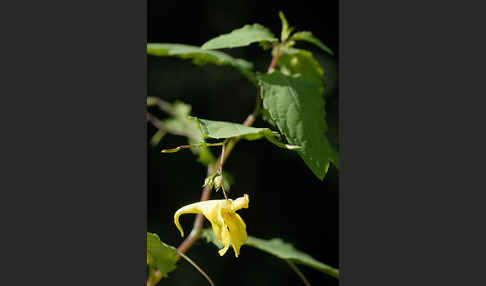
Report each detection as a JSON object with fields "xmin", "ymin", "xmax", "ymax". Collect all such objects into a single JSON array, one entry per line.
[{"xmin": 174, "ymin": 194, "xmax": 249, "ymax": 257}]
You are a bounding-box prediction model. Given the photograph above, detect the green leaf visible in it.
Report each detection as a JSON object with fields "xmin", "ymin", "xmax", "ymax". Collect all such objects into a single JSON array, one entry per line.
[
  {"xmin": 147, "ymin": 43, "xmax": 254, "ymax": 81},
  {"xmin": 146, "ymin": 233, "xmax": 179, "ymax": 276},
  {"xmin": 189, "ymin": 116, "xmax": 300, "ymax": 150},
  {"xmin": 246, "ymin": 236, "xmax": 339, "ymax": 279},
  {"xmin": 201, "ymin": 24, "xmax": 277, "ymax": 50},
  {"xmin": 150, "ymin": 129, "xmax": 166, "ymax": 146},
  {"xmin": 148, "ymin": 99, "xmax": 217, "ymax": 165},
  {"xmin": 279, "ymin": 11, "xmax": 295, "ymax": 42},
  {"xmin": 290, "ymin": 31, "xmax": 334, "ymax": 56},
  {"xmin": 171, "ymin": 101, "xmax": 192, "ymax": 118},
  {"xmin": 201, "ymin": 228, "xmax": 225, "ymax": 249},
  {"xmin": 196, "ymin": 145, "xmax": 217, "ymax": 165},
  {"xmin": 277, "ymin": 48, "xmax": 326, "ymax": 96},
  {"xmin": 258, "ymin": 71, "xmax": 338, "ymax": 179},
  {"xmin": 201, "ymin": 229, "xmax": 339, "ymax": 279},
  {"xmin": 191, "ymin": 116, "xmax": 267, "ymax": 139},
  {"xmin": 261, "ymin": 107, "xmax": 276, "ymax": 126}
]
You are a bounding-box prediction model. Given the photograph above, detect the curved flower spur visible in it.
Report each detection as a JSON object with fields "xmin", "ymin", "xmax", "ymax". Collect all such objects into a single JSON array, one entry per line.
[{"xmin": 174, "ymin": 194, "xmax": 249, "ymax": 257}]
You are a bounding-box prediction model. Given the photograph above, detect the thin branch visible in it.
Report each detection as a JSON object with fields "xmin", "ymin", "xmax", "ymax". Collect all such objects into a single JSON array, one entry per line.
[
  {"xmin": 175, "ymin": 48, "xmax": 282, "ymax": 258},
  {"xmin": 148, "ymin": 97, "xmax": 176, "ymax": 116},
  {"xmin": 267, "ymin": 42, "xmax": 286, "ymax": 73},
  {"xmin": 148, "ymin": 41, "xmax": 286, "ymax": 286},
  {"xmin": 161, "ymin": 142, "xmax": 224, "ymax": 153},
  {"xmin": 286, "ymin": 260, "xmax": 312, "ymax": 286},
  {"xmin": 177, "ymin": 165, "xmax": 216, "ymax": 254},
  {"xmin": 147, "ymin": 269, "xmax": 163, "ymax": 286},
  {"xmin": 177, "ymin": 251, "xmax": 216, "ymax": 286},
  {"xmin": 146, "ymin": 112, "xmax": 165, "ymax": 130},
  {"xmin": 218, "ymin": 144, "xmax": 229, "ymax": 200}
]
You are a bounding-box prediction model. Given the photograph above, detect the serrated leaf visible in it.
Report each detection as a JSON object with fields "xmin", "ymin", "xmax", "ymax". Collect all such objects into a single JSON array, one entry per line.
[
  {"xmin": 201, "ymin": 229, "xmax": 338, "ymax": 279},
  {"xmin": 189, "ymin": 116, "xmax": 300, "ymax": 150},
  {"xmin": 290, "ymin": 31, "xmax": 334, "ymax": 56},
  {"xmin": 261, "ymin": 107, "xmax": 276, "ymax": 126},
  {"xmin": 147, "ymin": 233, "xmax": 179, "ymax": 276},
  {"xmin": 147, "ymin": 43, "xmax": 254, "ymax": 81},
  {"xmin": 277, "ymin": 48, "xmax": 326, "ymax": 96},
  {"xmin": 258, "ymin": 71, "xmax": 338, "ymax": 179},
  {"xmin": 202, "ymin": 24, "xmax": 277, "ymax": 50}
]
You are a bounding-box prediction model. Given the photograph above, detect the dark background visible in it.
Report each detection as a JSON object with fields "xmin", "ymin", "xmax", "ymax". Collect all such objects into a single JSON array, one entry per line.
[
  {"xmin": 4, "ymin": 1, "xmax": 486, "ymax": 286},
  {"xmin": 148, "ymin": 1, "xmax": 339, "ymax": 285}
]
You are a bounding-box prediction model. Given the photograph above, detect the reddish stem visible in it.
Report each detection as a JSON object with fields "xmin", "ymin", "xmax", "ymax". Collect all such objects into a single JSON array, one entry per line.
[
  {"xmin": 149, "ymin": 43, "xmax": 283, "ymax": 286},
  {"xmin": 268, "ymin": 42, "xmax": 285, "ymax": 73},
  {"xmin": 175, "ymin": 48, "xmax": 281, "ymax": 255}
]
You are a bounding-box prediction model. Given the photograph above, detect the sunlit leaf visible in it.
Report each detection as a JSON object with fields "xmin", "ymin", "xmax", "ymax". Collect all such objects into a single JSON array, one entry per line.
[
  {"xmin": 202, "ymin": 24, "xmax": 277, "ymax": 50},
  {"xmin": 277, "ymin": 48, "xmax": 326, "ymax": 96},
  {"xmin": 146, "ymin": 233, "xmax": 179, "ymax": 276},
  {"xmin": 147, "ymin": 43, "xmax": 254, "ymax": 81},
  {"xmin": 189, "ymin": 117, "xmax": 300, "ymax": 150},
  {"xmin": 258, "ymin": 71, "xmax": 338, "ymax": 179},
  {"xmin": 202, "ymin": 229, "xmax": 339, "ymax": 279},
  {"xmin": 290, "ymin": 31, "xmax": 334, "ymax": 56}
]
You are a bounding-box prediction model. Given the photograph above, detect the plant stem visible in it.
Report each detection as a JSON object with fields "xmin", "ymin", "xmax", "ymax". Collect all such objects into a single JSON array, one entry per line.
[
  {"xmin": 147, "ymin": 269, "xmax": 163, "ymax": 286},
  {"xmin": 149, "ymin": 47, "xmax": 282, "ymax": 286},
  {"xmin": 148, "ymin": 36, "xmax": 290, "ymax": 285},
  {"xmin": 286, "ymin": 260, "xmax": 312, "ymax": 286},
  {"xmin": 176, "ymin": 165, "xmax": 216, "ymax": 254},
  {"xmin": 267, "ymin": 42, "xmax": 285, "ymax": 73},
  {"xmin": 161, "ymin": 142, "xmax": 225, "ymax": 153},
  {"xmin": 177, "ymin": 251, "xmax": 216, "ymax": 286},
  {"xmin": 174, "ymin": 47, "xmax": 281, "ymax": 259}
]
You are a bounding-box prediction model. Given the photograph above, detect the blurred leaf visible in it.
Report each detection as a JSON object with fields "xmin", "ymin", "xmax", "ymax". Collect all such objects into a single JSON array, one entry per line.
[
  {"xmin": 171, "ymin": 101, "xmax": 192, "ymax": 118},
  {"xmin": 189, "ymin": 117, "xmax": 300, "ymax": 150},
  {"xmin": 148, "ymin": 99, "xmax": 217, "ymax": 165},
  {"xmin": 202, "ymin": 229, "xmax": 339, "ymax": 279},
  {"xmin": 277, "ymin": 48, "xmax": 326, "ymax": 96},
  {"xmin": 259, "ymin": 40, "xmax": 274, "ymax": 50},
  {"xmin": 202, "ymin": 228, "xmax": 225, "ymax": 249},
  {"xmin": 202, "ymin": 24, "xmax": 277, "ymax": 50},
  {"xmin": 221, "ymin": 170, "xmax": 234, "ymax": 190},
  {"xmin": 147, "ymin": 97, "xmax": 158, "ymax": 107},
  {"xmin": 246, "ymin": 236, "xmax": 339, "ymax": 279},
  {"xmin": 146, "ymin": 232, "xmax": 179, "ymax": 276},
  {"xmin": 290, "ymin": 31, "xmax": 334, "ymax": 56},
  {"xmin": 150, "ymin": 129, "xmax": 166, "ymax": 146},
  {"xmin": 258, "ymin": 71, "xmax": 338, "ymax": 180},
  {"xmin": 147, "ymin": 43, "xmax": 255, "ymax": 81},
  {"xmin": 279, "ymin": 11, "xmax": 295, "ymax": 42},
  {"xmin": 196, "ymin": 145, "xmax": 217, "ymax": 165}
]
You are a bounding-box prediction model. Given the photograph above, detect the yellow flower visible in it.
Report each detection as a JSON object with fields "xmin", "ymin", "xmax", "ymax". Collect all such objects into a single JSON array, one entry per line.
[{"xmin": 174, "ymin": 194, "xmax": 249, "ymax": 257}]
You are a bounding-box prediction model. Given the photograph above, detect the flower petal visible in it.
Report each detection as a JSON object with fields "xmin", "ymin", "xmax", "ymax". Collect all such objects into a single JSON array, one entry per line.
[
  {"xmin": 223, "ymin": 212, "xmax": 248, "ymax": 257},
  {"xmin": 173, "ymin": 200, "xmax": 220, "ymax": 237},
  {"xmin": 217, "ymin": 225, "xmax": 231, "ymax": 256},
  {"xmin": 203, "ymin": 201, "xmax": 231, "ymax": 256},
  {"xmin": 230, "ymin": 194, "xmax": 249, "ymax": 212}
]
